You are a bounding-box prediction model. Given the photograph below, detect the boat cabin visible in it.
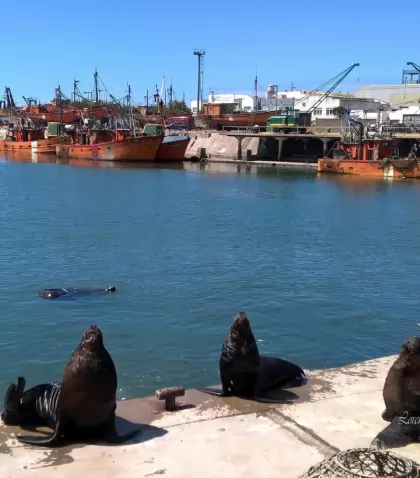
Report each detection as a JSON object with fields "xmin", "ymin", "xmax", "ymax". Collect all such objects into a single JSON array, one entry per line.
[{"xmin": 332, "ymin": 138, "xmax": 396, "ymax": 161}]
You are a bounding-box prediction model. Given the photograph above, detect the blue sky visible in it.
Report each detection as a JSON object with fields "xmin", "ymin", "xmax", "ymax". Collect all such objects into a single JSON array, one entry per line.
[{"xmin": 3, "ymin": 0, "xmax": 420, "ymax": 105}]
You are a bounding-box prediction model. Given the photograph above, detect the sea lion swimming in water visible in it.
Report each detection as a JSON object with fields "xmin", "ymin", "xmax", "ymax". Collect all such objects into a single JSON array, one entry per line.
[
  {"xmin": 371, "ymin": 336, "xmax": 420, "ymax": 449},
  {"xmin": 16, "ymin": 325, "xmax": 140, "ymax": 447},
  {"xmin": 199, "ymin": 312, "xmax": 307, "ymax": 403},
  {"xmin": 1, "ymin": 377, "xmax": 60, "ymax": 429},
  {"xmin": 39, "ymin": 285, "xmax": 116, "ymax": 299}
]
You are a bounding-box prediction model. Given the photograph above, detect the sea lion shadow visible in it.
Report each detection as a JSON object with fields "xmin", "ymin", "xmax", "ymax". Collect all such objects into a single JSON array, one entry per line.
[
  {"xmin": 18, "ymin": 418, "xmax": 168, "ymax": 448},
  {"xmin": 257, "ymin": 387, "xmax": 300, "ymax": 403},
  {"xmin": 200, "ymin": 385, "xmax": 300, "ymax": 403},
  {"xmin": 102, "ymin": 417, "xmax": 168, "ymax": 447},
  {"xmin": 370, "ymin": 418, "xmax": 420, "ymax": 450}
]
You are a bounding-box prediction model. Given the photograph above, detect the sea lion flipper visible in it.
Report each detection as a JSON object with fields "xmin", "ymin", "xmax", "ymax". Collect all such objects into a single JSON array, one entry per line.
[
  {"xmin": 17, "ymin": 413, "xmax": 63, "ymax": 447},
  {"xmin": 198, "ymin": 387, "xmax": 228, "ymax": 397},
  {"xmin": 104, "ymin": 420, "xmax": 141, "ymax": 444}
]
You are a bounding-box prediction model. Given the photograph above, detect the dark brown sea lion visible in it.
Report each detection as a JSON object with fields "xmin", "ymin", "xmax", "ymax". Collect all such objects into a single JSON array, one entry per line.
[
  {"xmin": 371, "ymin": 336, "xmax": 420, "ymax": 449},
  {"xmin": 17, "ymin": 325, "xmax": 140, "ymax": 447},
  {"xmin": 1, "ymin": 377, "xmax": 60, "ymax": 429},
  {"xmin": 199, "ymin": 312, "xmax": 307, "ymax": 402},
  {"xmin": 39, "ymin": 285, "xmax": 116, "ymax": 299}
]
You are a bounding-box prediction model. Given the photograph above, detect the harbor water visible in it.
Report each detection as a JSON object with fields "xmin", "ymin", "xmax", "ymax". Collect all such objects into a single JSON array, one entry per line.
[{"xmin": 0, "ymin": 157, "xmax": 419, "ymax": 401}]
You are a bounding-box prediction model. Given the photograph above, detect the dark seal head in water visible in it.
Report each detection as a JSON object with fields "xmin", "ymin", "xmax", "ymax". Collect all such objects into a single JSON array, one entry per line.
[
  {"xmin": 371, "ymin": 337, "xmax": 420, "ymax": 450},
  {"xmin": 1, "ymin": 377, "xmax": 60, "ymax": 430},
  {"xmin": 39, "ymin": 285, "xmax": 116, "ymax": 299},
  {"xmin": 17, "ymin": 325, "xmax": 140, "ymax": 447},
  {"xmin": 199, "ymin": 312, "xmax": 307, "ymax": 402}
]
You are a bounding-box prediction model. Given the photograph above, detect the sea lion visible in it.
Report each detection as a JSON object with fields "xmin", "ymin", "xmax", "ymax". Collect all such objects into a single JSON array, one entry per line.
[
  {"xmin": 1, "ymin": 377, "xmax": 60, "ymax": 429},
  {"xmin": 371, "ymin": 336, "xmax": 420, "ymax": 449},
  {"xmin": 199, "ymin": 312, "xmax": 307, "ymax": 403},
  {"xmin": 39, "ymin": 285, "xmax": 116, "ymax": 299},
  {"xmin": 17, "ymin": 325, "xmax": 140, "ymax": 447}
]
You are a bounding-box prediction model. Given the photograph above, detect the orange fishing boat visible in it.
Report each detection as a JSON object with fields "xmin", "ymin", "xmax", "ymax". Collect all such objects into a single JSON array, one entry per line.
[
  {"xmin": 142, "ymin": 124, "xmax": 189, "ymax": 161},
  {"xmin": 317, "ymin": 131, "xmax": 420, "ymax": 179},
  {"xmin": 56, "ymin": 127, "xmax": 162, "ymax": 162},
  {"xmin": 154, "ymin": 135, "xmax": 189, "ymax": 161},
  {"xmin": 0, "ymin": 128, "xmax": 67, "ymax": 153}
]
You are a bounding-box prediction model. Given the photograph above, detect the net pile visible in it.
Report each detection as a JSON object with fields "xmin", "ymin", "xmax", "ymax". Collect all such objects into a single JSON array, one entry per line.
[{"xmin": 300, "ymin": 448, "xmax": 420, "ymax": 478}]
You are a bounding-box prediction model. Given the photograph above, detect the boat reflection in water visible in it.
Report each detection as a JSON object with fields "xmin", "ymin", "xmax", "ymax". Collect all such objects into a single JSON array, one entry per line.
[
  {"xmin": 0, "ymin": 151, "xmax": 187, "ymax": 171},
  {"xmin": 1, "ymin": 150, "xmax": 59, "ymax": 164},
  {"xmin": 63, "ymin": 159, "xmax": 187, "ymax": 171}
]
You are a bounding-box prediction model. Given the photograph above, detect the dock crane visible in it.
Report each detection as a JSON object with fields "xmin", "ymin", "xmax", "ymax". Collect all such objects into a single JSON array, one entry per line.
[
  {"xmin": 22, "ymin": 96, "xmax": 38, "ymax": 107},
  {"xmin": 293, "ymin": 63, "xmax": 360, "ymax": 125},
  {"xmin": 2, "ymin": 87, "xmax": 16, "ymax": 108},
  {"xmin": 406, "ymin": 62, "xmax": 420, "ymax": 74}
]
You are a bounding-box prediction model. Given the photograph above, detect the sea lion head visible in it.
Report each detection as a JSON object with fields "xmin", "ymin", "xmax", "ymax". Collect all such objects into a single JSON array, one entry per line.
[
  {"xmin": 231, "ymin": 312, "xmax": 253, "ymax": 337},
  {"xmin": 1, "ymin": 377, "xmax": 26, "ymax": 425},
  {"xmin": 401, "ymin": 337, "xmax": 420, "ymax": 357},
  {"xmin": 39, "ymin": 289, "xmax": 59, "ymax": 299},
  {"xmin": 80, "ymin": 325, "xmax": 104, "ymax": 350},
  {"xmin": 106, "ymin": 285, "xmax": 116, "ymax": 293}
]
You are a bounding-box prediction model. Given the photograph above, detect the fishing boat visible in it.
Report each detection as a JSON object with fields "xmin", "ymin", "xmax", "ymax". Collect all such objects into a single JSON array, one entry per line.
[
  {"xmin": 143, "ymin": 124, "xmax": 189, "ymax": 161},
  {"xmin": 0, "ymin": 126, "xmax": 67, "ymax": 153},
  {"xmin": 56, "ymin": 127, "xmax": 162, "ymax": 162},
  {"xmin": 317, "ymin": 123, "xmax": 420, "ymax": 179},
  {"xmin": 198, "ymin": 102, "xmax": 285, "ymax": 131}
]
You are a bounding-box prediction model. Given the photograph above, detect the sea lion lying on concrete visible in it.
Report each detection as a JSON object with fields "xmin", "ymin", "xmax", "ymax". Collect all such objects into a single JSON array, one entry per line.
[
  {"xmin": 16, "ymin": 325, "xmax": 140, "ymax": 447},
  {"xmin": 199, "ymin": 312, "xmax": 307, "ymax": 403},
  {"xmin": 39, "ymin": 285, "xmax": 116, "ymax": 299},
  {"xmin": 1, "ymin": 377, "xmax": 60, "ymax": 429},
  {"xmin": 371, "ymin": 336, "xmax": 420, "ymax": 449}
]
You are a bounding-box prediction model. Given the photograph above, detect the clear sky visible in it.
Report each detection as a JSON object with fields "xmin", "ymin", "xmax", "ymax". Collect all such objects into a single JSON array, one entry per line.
[{"xmin": 3, "ymin": 0, "xmax": 420, "ymax": 106}]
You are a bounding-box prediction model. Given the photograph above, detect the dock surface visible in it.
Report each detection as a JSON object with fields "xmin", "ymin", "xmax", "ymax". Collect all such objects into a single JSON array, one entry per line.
[{"xmin": 1, "ymin": 355, "xmax": 419, "ymax": 477}]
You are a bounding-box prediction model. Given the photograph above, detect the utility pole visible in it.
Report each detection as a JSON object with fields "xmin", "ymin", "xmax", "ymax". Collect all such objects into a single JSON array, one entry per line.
[
  {"xmin": 193, "ymin": 49, "xmax": 205, "ymax": 114},
  {"xmin": 94, "ymin": 68, "xmax": 99, "ymax": 103}
]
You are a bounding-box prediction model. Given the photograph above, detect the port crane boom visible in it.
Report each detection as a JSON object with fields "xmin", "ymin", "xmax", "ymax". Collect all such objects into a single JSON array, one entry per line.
[{"xmin": 407, "ymin": 62, "xmax": 420, "ymax": 74}]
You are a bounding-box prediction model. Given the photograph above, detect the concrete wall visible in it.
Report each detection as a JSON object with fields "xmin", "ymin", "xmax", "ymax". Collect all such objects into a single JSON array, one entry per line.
[{"xmin": 186, "ymin": 132, "xmax": 261, "ymax": 160}]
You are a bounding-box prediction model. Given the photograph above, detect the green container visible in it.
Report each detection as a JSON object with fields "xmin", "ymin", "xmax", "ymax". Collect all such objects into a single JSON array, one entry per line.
[
  {"xmin": 143, "ymin": 124, "xmax": 163, "ymax": 135},
  {"xmin": 47, "ymin": 122, "xmax": 63, "ymax": 137}
]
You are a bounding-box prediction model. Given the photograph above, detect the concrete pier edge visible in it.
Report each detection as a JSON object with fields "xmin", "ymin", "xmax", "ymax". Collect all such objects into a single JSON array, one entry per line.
[{"xmin": 2, "ymin": 354, "xmax": 420, "ymax": 477}]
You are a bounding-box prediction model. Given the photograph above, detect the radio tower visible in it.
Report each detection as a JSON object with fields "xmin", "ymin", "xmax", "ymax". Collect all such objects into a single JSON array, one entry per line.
[{"xmin": 193, "ymin": 49, "xmax": 205, "ymax": 114}]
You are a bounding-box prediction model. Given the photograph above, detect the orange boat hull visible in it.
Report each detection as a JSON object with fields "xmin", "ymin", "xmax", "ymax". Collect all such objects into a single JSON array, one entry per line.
[
  {"xmin": 56, "ymin": 135, "xmax": 162, "ymax": 161},
  {"xmin": 155, "ymin": 137, "xmax": 189, "ymax": 161},
  {"xmin": 318, "ymin": 158, "xmax": 420, "ymax": 179},
  {"xmin": 0, "ymin": 136, "xmax": 66, "ymax": 154}
]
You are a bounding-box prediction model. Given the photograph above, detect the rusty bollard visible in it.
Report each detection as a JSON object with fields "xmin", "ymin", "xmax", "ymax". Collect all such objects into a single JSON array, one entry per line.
[{"xmin": 155, "ymin": 386, "xmax": 185, "ymax": 411}]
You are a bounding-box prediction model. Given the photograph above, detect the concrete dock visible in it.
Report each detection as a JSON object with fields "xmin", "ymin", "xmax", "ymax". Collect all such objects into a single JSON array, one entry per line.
[{"xmin": 1, "ymin": 355, "xmax": 419, "ymax": 477}]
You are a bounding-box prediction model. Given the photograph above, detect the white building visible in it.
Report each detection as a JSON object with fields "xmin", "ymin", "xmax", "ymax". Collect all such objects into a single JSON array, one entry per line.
[
  {"xmin": 271, "ymin": 89, "xmax": 384, "ymax": 120},
  {"xmin": 354, "ymin": 84, "xmax": 420, "ymax": 106},
  {"xmin": 190, "ymin": 91, "xmax": 294, "ymax": 115}
]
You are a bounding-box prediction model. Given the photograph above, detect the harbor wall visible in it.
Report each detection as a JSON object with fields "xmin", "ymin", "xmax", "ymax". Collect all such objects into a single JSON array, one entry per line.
[
  {"xmin": 3, "ymin": 355, "xmax": 418, "ymax": 478},
  {"xmin": 186, "ymin": 131, "xmax": 261, "ymax": 160},
  {"xmin": 185, "ymin": 130, "xmax": 337, "ymax": 163}
]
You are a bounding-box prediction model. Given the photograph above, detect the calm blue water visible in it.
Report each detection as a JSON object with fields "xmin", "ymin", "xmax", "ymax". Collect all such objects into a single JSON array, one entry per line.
[{"xmin": 0, "ymin": 157, "xmax": 419, "ymax": 401}]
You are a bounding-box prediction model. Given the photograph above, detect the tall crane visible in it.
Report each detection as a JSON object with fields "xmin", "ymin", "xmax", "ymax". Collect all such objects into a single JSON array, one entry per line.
[{"xmin": 292, "ymin": 63, "xmax": 360, "ymax": 125}]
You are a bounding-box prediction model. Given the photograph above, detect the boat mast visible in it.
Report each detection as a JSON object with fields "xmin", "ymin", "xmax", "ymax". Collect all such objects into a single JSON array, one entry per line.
[
  {"xmin": 254, "ymin": 75, "xmax": 258, "ymax": 111},
  {"xmin": 127, "ymin": 84, "xmax": 135, "ymax": 136}
]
